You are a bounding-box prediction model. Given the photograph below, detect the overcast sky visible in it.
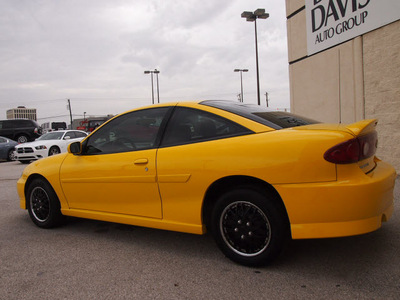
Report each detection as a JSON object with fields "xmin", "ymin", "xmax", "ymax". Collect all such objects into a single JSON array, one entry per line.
[{"xmin": 0, "ymin": 0, "xmax": 290, "ymax": 124}]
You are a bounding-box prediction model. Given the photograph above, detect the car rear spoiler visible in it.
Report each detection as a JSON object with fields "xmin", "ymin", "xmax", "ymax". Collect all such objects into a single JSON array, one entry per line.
[{"xmin": 345, "ymin": 119, "xmax": 378, "ymax": 136}]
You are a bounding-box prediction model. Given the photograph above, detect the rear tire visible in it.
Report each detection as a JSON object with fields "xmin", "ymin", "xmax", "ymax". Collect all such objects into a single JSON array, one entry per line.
[
  {"xmin": 210, "ymin": 188, "xmax": 289, "ymax": 267},
  {"xmin": 26, "ymin": 178, "xmax": 65, "ymax": 228},
  {"xmin": 17, "ymin": 134, "xmax": 28, "ymax": 143}
]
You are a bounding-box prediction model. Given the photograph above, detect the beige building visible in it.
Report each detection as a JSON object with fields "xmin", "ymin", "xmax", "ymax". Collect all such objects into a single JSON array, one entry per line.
[
  {"xmin": 7, "ymin": 106, "xmax": 37, "ymax": 121},
  {"xmin": 286, "ymin": 0, "xmax": 400, "ymax": 171}
]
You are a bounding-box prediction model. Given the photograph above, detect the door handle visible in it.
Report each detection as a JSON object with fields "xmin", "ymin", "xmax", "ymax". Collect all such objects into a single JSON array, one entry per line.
[{"xmin": 134, "ymin": 158, "xmax": 148, "ymax": 165}]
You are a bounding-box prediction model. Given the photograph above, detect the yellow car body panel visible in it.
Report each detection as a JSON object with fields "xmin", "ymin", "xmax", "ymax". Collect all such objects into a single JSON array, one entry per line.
[
  {"xmin": 276, "ymin": 159, "xmax": 396, "ymax": 238},
  {"xmin": 59, "ymin": 149, "xmax": 162, "ymax": 218},
  {"xmin": 17, "ymin": 101, "xmax": 397, "ymax": 239}
]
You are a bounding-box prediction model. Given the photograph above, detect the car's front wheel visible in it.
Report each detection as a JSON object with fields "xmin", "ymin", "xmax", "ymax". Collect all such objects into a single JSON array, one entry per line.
[
  {"xmin": 211, "ymin": 188, "xmax": 289, "ymax": 267},
  {"xmin": 7, "ymin": 149, "xmax": 15, "ymax": 161},
  {"xmin": 48, "ymin": 146, "xmax": 60, "ymax": 156},
  {"xmin": 27, "ymin": 178, "xmax": 65, "ymax": 228}
]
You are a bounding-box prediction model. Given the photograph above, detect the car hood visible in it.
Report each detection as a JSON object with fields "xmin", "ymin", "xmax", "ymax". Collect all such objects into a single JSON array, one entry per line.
[
  {"xmin": 21, "ymin": 152, "xmax": 69, "ymax": 177},
  {"xmin": 15, "ymin": 140, "xmax": 62, "ymax": 148}
]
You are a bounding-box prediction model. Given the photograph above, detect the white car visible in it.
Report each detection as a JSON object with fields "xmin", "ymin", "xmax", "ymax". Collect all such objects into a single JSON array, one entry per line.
[{"xmin": 15, "ymin": 130, "xmax": 88, "ymax": 164}]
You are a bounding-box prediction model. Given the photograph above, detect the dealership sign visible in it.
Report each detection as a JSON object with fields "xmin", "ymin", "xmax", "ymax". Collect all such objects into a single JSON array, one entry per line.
[{"xmin": 306, "ymin": 0, "xmax": 400, "ymax": 55}]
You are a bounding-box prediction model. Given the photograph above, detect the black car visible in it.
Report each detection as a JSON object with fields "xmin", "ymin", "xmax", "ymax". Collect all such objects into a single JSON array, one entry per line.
[{"xmin": 0, "ymin": 119, "xmax": 42, "ymax": 143}]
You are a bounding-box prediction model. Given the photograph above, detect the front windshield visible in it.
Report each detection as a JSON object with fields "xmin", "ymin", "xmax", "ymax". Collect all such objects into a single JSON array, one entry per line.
[{"xmin": 37, "ymin": 132, "xmax": 64, "ymax": 140}]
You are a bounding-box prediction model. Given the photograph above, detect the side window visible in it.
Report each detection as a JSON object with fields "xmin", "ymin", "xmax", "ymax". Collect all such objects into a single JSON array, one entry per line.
[
  {"xmin": 84, "ymin": 107, "xmax": 170, "ymax": 155},
  {"xmin": 2, "ymin": 121, "xmax": 13, "ymax": 129},
  {"xmin": 17, "ymin": 120, "xmax": 32, "ymax": 127},
  {"xmin": 75, "ymin": 131, "xmax": 87, "ymax": 138},
  {"xmin": 64, "ymin": 132, "xmax": 76, "ymax": 139},
  {"xmin": 0, "ymin": 137, "xmax": 6, "ymax": 143},
  {"xmin": 161, "ymin": 107, "xmax": 252, "ymax": 147}
]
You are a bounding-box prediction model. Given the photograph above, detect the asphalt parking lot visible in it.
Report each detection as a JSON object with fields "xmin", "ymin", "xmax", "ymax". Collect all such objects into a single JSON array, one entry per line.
[{"xmin": 1, "ymin": 160, "xmax": 399, "ymax": 300}]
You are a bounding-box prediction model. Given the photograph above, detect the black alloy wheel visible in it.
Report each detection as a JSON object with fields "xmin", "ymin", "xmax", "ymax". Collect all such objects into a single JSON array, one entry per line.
[
  {"xmin": 30, "ymin": 186, "xmax": 51, "ymax": 223},
  {"xmin": 211, "ymin": 188, "xmax": 289, "ymax": 267},
  {"xmin": 220, "ymin": 201, "xmax": 271, "ymax": 256},
  {"xmin": 27, "ymin": 179, "xmax": 65, "ymax": 228}
]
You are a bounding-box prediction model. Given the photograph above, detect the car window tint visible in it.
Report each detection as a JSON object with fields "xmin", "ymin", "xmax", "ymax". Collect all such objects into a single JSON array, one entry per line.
[
  {"xmin": 161, "ymin": 107, "xmax": 252, "ymax": 147},
  {"xmin": 74, "ymin": 131, "xmax": 87, "ymax": 138},
  {"xmin": 1, "ymin": 121, "xmax": 12, "ymax": 129},
  {"xmin": 64, "ymin": 132, "xmax": 76, "ymax": 139},
  {"xmin": 200, "ymin": 100, "xmax": 319, "ymax": 129},
  {"xmin": 84, "ymin": 107, "xmax": 169, "ymax": 155}
]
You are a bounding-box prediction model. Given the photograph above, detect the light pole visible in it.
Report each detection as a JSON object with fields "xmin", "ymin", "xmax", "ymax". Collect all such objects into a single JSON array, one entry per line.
[
  {"xmin": 241, "ymin": 8, "xmax": 269, "ymax": 106},
  {"xmin": 234, "ymin": 69, "xmax": 248, "ymax": 102},
  {"xmin": 67, "ymin": 99, "xmax": 73, "ymax": 129},
  {"xmin": 144, "ymin": 69, "xmax": 160, "ymax": 104},
  {"xmin": 155, "ymin": 69, "xmax": 160, "ymax": 104}
]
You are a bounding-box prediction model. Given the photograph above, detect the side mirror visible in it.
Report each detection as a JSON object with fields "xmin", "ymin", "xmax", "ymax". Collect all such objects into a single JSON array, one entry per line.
[
  {"xmin": 64, "ymin": 136, "xmax": 71, "ymax": 140},
  {"xmin": 68, "ymin": 142, "xmax": 82, "ymax": 155}
]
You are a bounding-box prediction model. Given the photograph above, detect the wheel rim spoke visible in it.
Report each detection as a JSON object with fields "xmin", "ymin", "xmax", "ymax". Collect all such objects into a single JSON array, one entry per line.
[
  {"xmin": 30, "ymin": 187, "xmax": 50, "ymax": 222},
  {"xmin": 220, "ymin": 201, "xmax": 271, "ymax": 257}
]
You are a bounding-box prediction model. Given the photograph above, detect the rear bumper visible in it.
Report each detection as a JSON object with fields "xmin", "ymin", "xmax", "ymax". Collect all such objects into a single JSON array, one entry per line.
[{"xmin": 275, "ymin": 160, "xmax": 397, "ymax": 239}]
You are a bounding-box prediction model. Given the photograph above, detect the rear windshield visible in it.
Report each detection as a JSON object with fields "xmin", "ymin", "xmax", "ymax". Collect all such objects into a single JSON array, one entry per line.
[{"xmin": 200, "ymin": 100, "xmax": 319, "ymax": 129}]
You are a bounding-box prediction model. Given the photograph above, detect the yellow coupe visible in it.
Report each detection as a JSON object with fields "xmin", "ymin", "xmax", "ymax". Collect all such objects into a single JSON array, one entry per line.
[{"xmin": 17, "ymin": 101, "xmax": 396, "ymax": 266}]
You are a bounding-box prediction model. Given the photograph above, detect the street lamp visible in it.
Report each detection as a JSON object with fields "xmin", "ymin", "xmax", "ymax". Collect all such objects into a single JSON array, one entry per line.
[
  {"xmin": 234, "ymin": 69, "xmax": 248, "ymax": 102},
  {"xmin": 241, "ymin": 8, "xmax": 269, "ymax": 106},
  {"xmin": 144, "ymin": 69, "xmax": 161, "ymax": 104}
]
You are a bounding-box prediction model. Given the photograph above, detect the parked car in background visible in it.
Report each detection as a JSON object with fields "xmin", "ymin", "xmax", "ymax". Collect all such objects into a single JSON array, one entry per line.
[
  {"xmin": 17, "ymin": 101, "xmax": 396, "ymax": 266},
  {"xmin": 14, "ymin": 130, "xmax": 87, "ymax": 164},
  {"xmin": 0, "ymin": 119, "xmax": 42, "ymax": 143},
  {"xmin": 0, "ymin": 136, "xmax": 18, "ymax": 161}
]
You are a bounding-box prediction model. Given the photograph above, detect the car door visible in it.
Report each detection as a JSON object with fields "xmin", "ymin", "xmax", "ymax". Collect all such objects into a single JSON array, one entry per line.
[
  {"xmin": 156, "ymin": 106, "xmax": 253, "ymax": 225},
  {"xmin": 60, "ymin": 107, "xmax": 171, "ymax": 218},
  {"xmin": 0, "ymin": 137, "xmax": 6, "ymax": 158}
]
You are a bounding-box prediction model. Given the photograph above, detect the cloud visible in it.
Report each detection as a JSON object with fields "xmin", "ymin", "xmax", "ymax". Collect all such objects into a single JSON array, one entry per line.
[{"xmin": 0, "ymin": 0, "xmax": 290, "ymax": 122}]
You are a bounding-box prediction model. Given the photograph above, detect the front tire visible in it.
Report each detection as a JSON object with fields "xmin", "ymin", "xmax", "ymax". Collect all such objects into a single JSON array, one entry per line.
[
  {"xmin": 48, "ymin": 146, "xmax": 61, "ymax": 156},
  {"xmin": 211, "ymin": 188, "xmax": 289, "ymax": 267},
  {"xmin": 27, "ymin": 179, "xmax": 65, "ymax": 228},
  {"xmin": 7, "ymin": 149, "xmax": 15, "ymax": 161}
]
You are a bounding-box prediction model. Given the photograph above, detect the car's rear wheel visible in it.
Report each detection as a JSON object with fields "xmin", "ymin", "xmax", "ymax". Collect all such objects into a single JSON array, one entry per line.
[
  {"xmin": 7, "ymin": 149, "xmax": 15, "ymax": 161},
  {"xmin": 211, "ymin": 188, "xmax": 289, "ymax": 267},
  {"xmin": 27, "ymin": 178, "xmax": 65, "ymax": 228},
  {"xmin": 17, "ymin": 134, "xmax": 28, "ymax": 143},
  {"xmin": 48, "ymin": 146, "xmax": 60, "ymax": 156}
]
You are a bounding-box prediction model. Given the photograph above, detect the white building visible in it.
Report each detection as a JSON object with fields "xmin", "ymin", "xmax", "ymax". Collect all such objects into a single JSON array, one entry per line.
[
  {"xmin": 6, "ymin": 106, "xmax": 37, "ymax": 121},
  {"xmin": 286, "ymin": 0, "xmax": 400, "ymax": 171}
]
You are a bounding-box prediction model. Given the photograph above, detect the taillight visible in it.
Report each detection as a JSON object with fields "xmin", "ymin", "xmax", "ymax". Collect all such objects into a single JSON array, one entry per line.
[
  {"xmin": 34, "ymin": 127, "xmax": 38, "ymax": 134},
  {"xmin": 324, "ymin": 131, "xmax": 377, "ymax": 164}
]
